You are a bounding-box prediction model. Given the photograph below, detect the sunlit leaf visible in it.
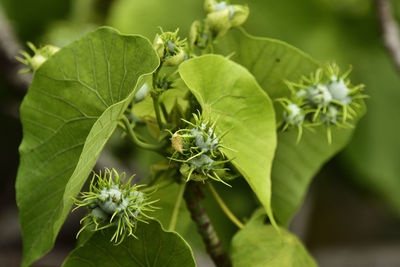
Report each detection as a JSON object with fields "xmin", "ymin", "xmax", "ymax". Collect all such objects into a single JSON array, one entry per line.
[
  {"xmin": 62, "ymin": 220, "xmax": 196, "ymax": 267},
  {"xmin": 231, "ymin": 210, "xmax": 317, "ymax": 267},
  {"xmin": 179, "ymin": 55, "xmax": 277, "ymax": 226},
  {"xmin": 216, "ymin": 28, "xmax": 364, "ymax": 226},
  {"xmin": 16, "ymin": 27, "xmax": 159, "ymax": 266}
]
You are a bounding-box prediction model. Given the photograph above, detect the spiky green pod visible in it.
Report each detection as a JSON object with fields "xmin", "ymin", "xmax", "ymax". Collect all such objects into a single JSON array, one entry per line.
[
  {"xmin": 204, "ymin": 0, "xmax": 249, "ymax": 37},
  {"xmin": 169, "ymin": 113, "xmax": 231, "ymax": 186},
  {"xmin": 278, "ymin": 63, "xmax": 367, "ymax": 143},
  {"xmin": 73, "ymin": 169, "xmax": 158, "ymax": 244},
  {"xmin": 153, "ymin": 29, "xmax": 187, "ymax": 66}
]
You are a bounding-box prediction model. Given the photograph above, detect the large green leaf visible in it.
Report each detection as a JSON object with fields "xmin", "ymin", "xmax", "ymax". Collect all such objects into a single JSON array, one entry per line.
[
  {"xmin": 231, "ymin": 210, "xmax": 317, "ymax": 267},
  {"xmin": 215, "ymin": 28, "xmax": 319, "ymax": 100},
  {"xmin": 16, "ymin": 27, "xmax": 159, "ymax": 267},
  {"xmin": 179, "ymin": 55, "xmax": 277, "ymax": 225},
  {"xmin": 62, "ymin": 220, "xmax": 196, "ymax": 267},
  {"xmin": 216, "ymin": 28, "xmax": 364, "ymax": 226}
]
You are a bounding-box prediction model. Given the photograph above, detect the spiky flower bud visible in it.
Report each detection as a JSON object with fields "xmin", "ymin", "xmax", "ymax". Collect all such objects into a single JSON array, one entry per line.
[
  {"xmin": 189, "ymin": 20, "xmax": 211, "ymax": 50},
  {"xmin": 278, "ymin": 63, "xmax": 367, "ymax": 143},
  {"xmin": 204, "ymin": 0, "xmax": 249, "ymax": 37},
  {"xmin": 153, "ymin": 29, "xmax": 187, "ymax": 66},
  {"xmin": 16, "ymin": 42, "xmax": 59, "ymax": 73},
  {"xmin": 283, "ymin": 103, "xmax": 305, "ymax": 127},
  {"xmin": 169, "ymin": 113, "xmax": 230, "ymax": 186},
  {"xmin": 73, "ymin": 169, "xmax": 158, "ymax": 244}
]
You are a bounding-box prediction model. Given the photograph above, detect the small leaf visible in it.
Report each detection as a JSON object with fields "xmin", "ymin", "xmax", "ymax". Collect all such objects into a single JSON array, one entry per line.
[
  {"xmin": 16, "ymin": 27, "xmax": 159, "ymax": 266},
  {"xmin": 179, "ymin": 55, "xmax": 277, "ymax": 226},
  {"xmin": 62, "ymin": 220, "xmax": 196, "ymax": 267},
  {"xmin": 216, "ymin": 28, "xmax": 365, "ymax": 226},
  {"xmin": 231, "ymin": 210, "xmax": 317, "ymax": 267}
]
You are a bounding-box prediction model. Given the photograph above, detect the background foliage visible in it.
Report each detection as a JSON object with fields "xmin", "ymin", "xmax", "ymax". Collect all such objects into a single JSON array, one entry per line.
[{"xmin": 1, "ymin": 0, "xmax": 400, "ymax": 266}]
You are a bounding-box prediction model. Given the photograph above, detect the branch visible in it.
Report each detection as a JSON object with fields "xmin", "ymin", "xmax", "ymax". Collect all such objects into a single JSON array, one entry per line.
[
  {"xmin": 0, "ymin": 7, "xmax": 31, "ymax": 93},
  {"xmin": 183, "ymin": 182, "xmax": 232, "ymax": 267},
  {"xmin": 376, "ymin": 0, "xmax": 400, "ymax": 72}
]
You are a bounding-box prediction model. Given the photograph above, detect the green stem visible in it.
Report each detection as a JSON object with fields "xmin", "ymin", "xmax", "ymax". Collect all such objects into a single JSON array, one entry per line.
[
  {"xmin": 152, "ymin": 94, "xmax": 164, "ymax": 129},
  {"xmin": 208, "ymin": 183, "xmax": 244, "ymax": 229},
  {"xmin": 160, "ymin": 102, "xmax": 169, "ymax": 122},
  {"xmin": 121, "ymin": 116, "xmax": 164, "ymax": 152},
  {"xmin": 168, "ymin": 182, "xmax": 186, "ymax": 231}
]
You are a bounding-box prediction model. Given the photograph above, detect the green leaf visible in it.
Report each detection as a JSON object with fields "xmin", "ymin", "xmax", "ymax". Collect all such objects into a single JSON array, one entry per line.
[
  {"xmin": 231, "ymin": 210, "xmax": 317, "ymax": 267},
  {"xmin": 62, "ymin": 220, "xmax": 196, "ymax": 267},
  {"xmin": 179, "ymin": 55, "xmax": 278, "ymax": 226},
  {"xmin": 215, "ymin": 28, "xmax": 319, "ymax": 100},
  {"xmin": 215, "ymin": 28, "xmax": 364, "ymax": 226},
  {"xmin": 16, "ymin": 27, "xmax": 159, "ymax": 267},
  {"xmin": 271, "ymin": 126, "xmax": 362, "ymax": 226}
]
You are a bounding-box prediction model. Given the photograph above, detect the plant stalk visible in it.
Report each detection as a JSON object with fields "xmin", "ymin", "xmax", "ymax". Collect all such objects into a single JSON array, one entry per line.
[
  {"xmin": 183, "ymin": 182, "xmax": 232, "ymax": 267},
  {"xmin": 121, "ymin": 116, "xmax": 164, "ymax": 152},
  {"xmin": 208, "ymin": 183, "xmax": 244, "ymax": 229},
  {"xmin": 152, "ymin": 94, "xmax": 164, "ymax": 129},
  {"xmin": 168, "ymin": 182, "xmax": 186, "ymax": 231}
]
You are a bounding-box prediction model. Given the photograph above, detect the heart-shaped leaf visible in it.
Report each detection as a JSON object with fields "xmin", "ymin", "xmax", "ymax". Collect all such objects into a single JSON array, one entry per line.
[
  {"xmin": 231, "ymin": 210, "xmax": 317, "ymax": 267},
  {"xmin": 216, "ymin": 28, "xmax": 364, "ymax": 226},
  {"xmin": 62, "ymin": 220, "xmax": 196, "ymax": 267},
  {"xmin": 16, "ymin": 27, "xmax": 159, "ymax": 266},
  {"xmin": 179, "ymin": 55, "xmax": 277, "ymax": 226}
]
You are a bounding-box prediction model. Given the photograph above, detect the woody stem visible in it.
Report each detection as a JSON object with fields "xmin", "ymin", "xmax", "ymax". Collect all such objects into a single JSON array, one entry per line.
[{"xmin": 183, "ymin": 182, "xmax": 232, "ymax": 267}]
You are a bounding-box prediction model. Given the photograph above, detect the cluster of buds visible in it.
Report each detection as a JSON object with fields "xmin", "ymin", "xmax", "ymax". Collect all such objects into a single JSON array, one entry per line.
[
  {"xmin": 204, "ymin": 0, "xmax": 249, "ymax": 37},
  {"xmin": 73, "ymin": 169, "xmax": 158, "ymax": 244},
  {"xmin": 153, "ymin": 29, "xmax": 187, "ymax": 66},
  {"xmin": 16, "ymin": 42, "xmax": 59, "ymax": 73},
  {"xmin": 169, "ymin": 113, "xmax": 231, "ymax": 186},
  {"xmin": 278, "ymin": 63, "xmax": 367, "ymax": 143},
  {"xmin": 189, "ymin": 20, "xmax": 212, "ymax": 51}
]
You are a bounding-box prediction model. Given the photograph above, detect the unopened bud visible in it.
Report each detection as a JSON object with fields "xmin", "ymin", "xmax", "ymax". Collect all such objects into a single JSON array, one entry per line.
[{"xmin": 153, "ymin": 29, "xmax": 186, "ymax": 66}]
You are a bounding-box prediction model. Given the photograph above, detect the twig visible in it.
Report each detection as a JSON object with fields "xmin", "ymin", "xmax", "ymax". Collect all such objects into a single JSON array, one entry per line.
[
  {"xmin": 183, "ymin": 182, "xmax": 232, "ymax": 267},
  {"xmin": 376, "ymin": 0, "xmax": 400, "ymax": 72}
]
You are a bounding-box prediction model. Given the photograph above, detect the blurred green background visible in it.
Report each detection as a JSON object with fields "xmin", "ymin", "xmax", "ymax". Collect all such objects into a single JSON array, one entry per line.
[{"xmin": 1, "ymin": 0, "xmax": 400, "ymax": 266}]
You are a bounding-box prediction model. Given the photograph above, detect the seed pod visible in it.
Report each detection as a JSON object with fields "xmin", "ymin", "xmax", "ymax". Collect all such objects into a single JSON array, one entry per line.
[
  {"xmin": 279, "ymin": 63, "xmax": 367, "ymax": 143},
  {"xmin": 73, "ymin": 168, "xmax": 158, "ymax": 244},
  {"xmin": 169, "ymin": 113, "xmax": 231, "ymax": 186},
  {"xmin": 190, "ymin": 20, "xmax": 211, "ymax": 50},
  {"xmin": 204, "ymin": 0, "xmax": 249, "ymax": 37},
  {"xmin": 153, "ymin": 29, "xmax": 187, "ymax": 66}
]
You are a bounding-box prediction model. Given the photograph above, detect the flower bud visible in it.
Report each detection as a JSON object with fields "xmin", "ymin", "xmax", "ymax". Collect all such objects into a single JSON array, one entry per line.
[
  {"xmin": 204, "ymin": 0, "xmax": 249, "ymax": 37},
  {"xmin": 280, "ymin": 63, "xmax": 367, "ymax": 143},
  {"xmin": 204, "ymin": 0, "xmax": 218, "ymax": 13},
  {"xmin": 206, "ymin": 9, "xmax": 232, "ymax": 37},
  {"xmin": 168, "ymin": 113, "xmax": 231, "ymax": 186},
  {"xmin": 190, "ymin": 21, "xmax": 211, "ymax": 49},
  {"xmin": 17, "ymin": 42, "xmax": 60, "ymax": 72},
  {"xmin": 230, "ymin": 5, "xmax": 249, "ymax": 27},
  {"xmin": 153, "ymin": 29, "xmax": 186, "ymax": 66},
  {"xmin": 153, "ymin": 34, "xmax": 165, "ymax": 58},
  {"xmin": 73, "ymin": 168, "xmax": 158, "ymax": 244},
  {"xmin": 133, "ymin": 83, "xmax": 150, "ymax": 103}
]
